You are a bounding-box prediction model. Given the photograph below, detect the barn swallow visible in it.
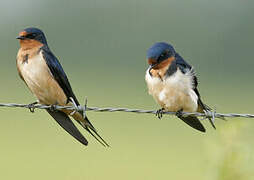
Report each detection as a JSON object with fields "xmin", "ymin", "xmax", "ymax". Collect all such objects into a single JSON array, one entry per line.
[
  {"xmin": 145, "ymin": 42, "xmax": 215, "ymax": 132},
  {"xmin": 16, "ymin": 27, "xmax": 109, "ymax": 146}
]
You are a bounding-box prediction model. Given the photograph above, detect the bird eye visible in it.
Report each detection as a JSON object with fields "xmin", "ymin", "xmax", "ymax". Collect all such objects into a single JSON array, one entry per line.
[{"xmin": 159, "ymin": 52, "xmax": 167, "ymax": 59}]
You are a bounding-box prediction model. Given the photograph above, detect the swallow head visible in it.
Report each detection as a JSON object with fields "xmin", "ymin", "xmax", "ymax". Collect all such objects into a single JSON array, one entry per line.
[
  {"xmin": 16, "ymin": 27, "xmax": 47, "ymax": 47},
  {"xmin": 146, "ymin": 42, "xmax": 176, "ymax": 68}
]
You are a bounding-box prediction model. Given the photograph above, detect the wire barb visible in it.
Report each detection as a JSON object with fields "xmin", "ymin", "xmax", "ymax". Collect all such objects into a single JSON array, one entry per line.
[
  {"xmin": 82, "ymin": 97, "xmax": 88, "ymax": 119},
  {"xmin": 0, "ymin": 102, "xmax": 253, "ymax": 120},
  {"xmin": 69, "ymin": 97, "xmax": 78, "ymax": 115}
]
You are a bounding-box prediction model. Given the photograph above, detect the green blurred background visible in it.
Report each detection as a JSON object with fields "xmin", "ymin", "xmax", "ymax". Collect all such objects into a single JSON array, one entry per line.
[{"xmin": 0, "ymin": 0, "xmax": 253, "ymax": 179}]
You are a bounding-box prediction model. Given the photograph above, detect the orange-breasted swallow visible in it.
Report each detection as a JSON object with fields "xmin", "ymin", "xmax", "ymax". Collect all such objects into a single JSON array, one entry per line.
[
  {"xmin": 16, "ymin": 27, "xmax": 109, "ymax": 146},
  {"xmin": 145, "ymin": 42, "xmax": 215, "ymax": 132}
]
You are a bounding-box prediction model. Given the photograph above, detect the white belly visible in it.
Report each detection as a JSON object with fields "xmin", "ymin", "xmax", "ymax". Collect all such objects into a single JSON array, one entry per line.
[
  {"xmin": 145, "ymin": 68, "xmax": 198, "ymax": 112},
  {"xmin": 17, "ymin": 52, "xmax": 67, "ymax": 105}
]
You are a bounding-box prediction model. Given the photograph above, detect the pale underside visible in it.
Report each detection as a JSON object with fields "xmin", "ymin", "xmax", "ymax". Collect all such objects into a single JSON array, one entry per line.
[
  {"xmin": 17, "ymin": 51, "xmax": 67, "ymax": 105},
  {"xmin": 16, "ymin": 51, "xmax": 84, "ymax": 122},
  {"xmin": 145, "ymin": 68, "xmax": 198, "ymax": 112}
]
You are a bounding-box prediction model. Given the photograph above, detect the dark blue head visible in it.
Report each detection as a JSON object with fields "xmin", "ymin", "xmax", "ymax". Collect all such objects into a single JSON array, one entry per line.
[
  {"xmin": 16, "ymin": 27, "xmax": 47, "ymax": 45},
  {"xmin": 146, "ymin": 42, "xmax": 176, "ymax": 66}
]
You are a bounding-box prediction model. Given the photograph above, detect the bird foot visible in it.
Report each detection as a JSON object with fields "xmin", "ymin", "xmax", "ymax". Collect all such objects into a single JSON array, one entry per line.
[
  {"xmin": 49, "ymin": 104, "xmax": 57, "ymax": 112},
  {"xmin": 27, "ymin": 101, "xmax": 38, "ymax": 113},
  {"xmin": 176, "ymin": 109, "xmax": 184, "ymax": 118},
  {"xmin": 156, "ymin": 108, "xmax": 165, "ymax": 119}
]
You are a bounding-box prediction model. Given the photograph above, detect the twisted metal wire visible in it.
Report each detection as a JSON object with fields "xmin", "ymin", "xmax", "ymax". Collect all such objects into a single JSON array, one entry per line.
[{"xmin": 0, "ymin": 102, "xmax": 253, "ymax": 120}]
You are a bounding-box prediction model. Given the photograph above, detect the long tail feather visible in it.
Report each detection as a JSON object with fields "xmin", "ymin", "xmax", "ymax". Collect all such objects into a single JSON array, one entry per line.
[
  {"xmin": 85, "ymin": 126, "xmax": 108, "ymax": 147},
  {"xmin": 178, "ymin": 115, "xmax": 206, "ymax": 132},
  {"xmin": 46, "ymin": 110, "xmax": 88, "ymax": 146},
  {"xmin": 79, "ymin": 116, "xmax": 109, "ymax": 147}
]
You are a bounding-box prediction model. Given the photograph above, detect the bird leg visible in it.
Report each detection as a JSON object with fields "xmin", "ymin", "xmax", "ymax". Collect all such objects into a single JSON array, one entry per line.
[
  {"xmin": 156, "ymin": 108, "xmax": 165, "ymax": 119},
  {"xmin": 27, "ymin": 101, "xmax": 38, "ymax": 113}
]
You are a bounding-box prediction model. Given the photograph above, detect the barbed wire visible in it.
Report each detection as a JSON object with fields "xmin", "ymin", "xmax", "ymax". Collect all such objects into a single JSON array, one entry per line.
[{"xmin": 0, "ymin": 102, "xmax": 253, "ymax": 122}]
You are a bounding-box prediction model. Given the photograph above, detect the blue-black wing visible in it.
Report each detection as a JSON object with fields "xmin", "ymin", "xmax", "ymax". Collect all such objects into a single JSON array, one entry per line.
[
  {"xmin": 175, "ymin": 53, "xmax": 199, "ymax": 87},
  {"xmin": 41, "ymin": 45, "xmax": 109, "ymax": 146},
  {"xmin": 175, "ymin": 53, "xmax": 203, "ymax": 99},
  {"xmin": 175, "ymin": 53, "xmax": 215, "ymax": 129},
  {"xmin": 41, "ymin": 45, "xmax": 79, "ymax": 105}
]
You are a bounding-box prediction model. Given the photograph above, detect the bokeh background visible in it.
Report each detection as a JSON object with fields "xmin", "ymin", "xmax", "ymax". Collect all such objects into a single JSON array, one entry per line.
[{"xmin": 0, "ymin": 0, "xmax": 253, "ymax": 179}]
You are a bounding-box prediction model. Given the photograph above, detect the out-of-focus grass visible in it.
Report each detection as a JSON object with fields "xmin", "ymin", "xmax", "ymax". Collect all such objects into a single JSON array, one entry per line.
[{"xmin": 205, "ymin": 121, "xmax": 254, "ymax": 180}]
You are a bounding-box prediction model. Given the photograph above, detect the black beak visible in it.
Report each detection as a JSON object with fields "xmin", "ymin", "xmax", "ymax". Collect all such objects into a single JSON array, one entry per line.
[{"xmin": 16, "ymin": 36, "xmax": 25, "ymax": 40}]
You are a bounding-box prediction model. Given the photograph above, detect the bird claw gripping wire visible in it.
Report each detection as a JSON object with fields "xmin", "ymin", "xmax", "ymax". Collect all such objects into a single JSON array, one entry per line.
[
  {"xmin": 175, "ymin": 109, "xmax": 185, "ymax": 118},
  {"xmin": 49, "ymin": 104, "xmax": 57, "ymax": 112},
  {"xmin": 156, "ymin": 108, "xmax": 165, "ymax": 119},
  {"xmin": 27, "ymin": 101, "xmax": 38, "ymax": 113}
]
